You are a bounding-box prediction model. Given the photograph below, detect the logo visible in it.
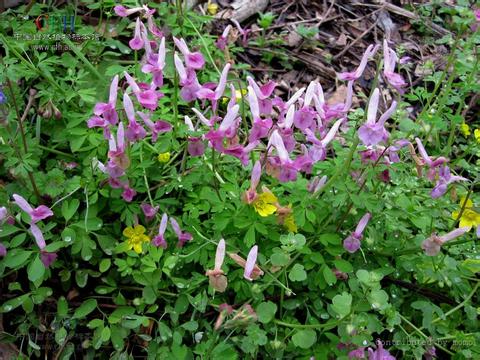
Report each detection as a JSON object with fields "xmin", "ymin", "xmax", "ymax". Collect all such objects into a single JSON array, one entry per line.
[{"xmin": 35, "ymin": 14, "xmax": 75, "ymax": 33}]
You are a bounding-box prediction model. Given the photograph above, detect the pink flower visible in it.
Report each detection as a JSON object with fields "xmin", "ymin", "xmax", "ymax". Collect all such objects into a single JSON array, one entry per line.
[
  {"xmin": 216, "ymin": 25, "xmax": 232, "ymax": 50},
  {"xmin": 383, "ymin": 40, "xmax": 407, "ymax": 92},
  {"xmin": 129, "ymin": 17, "xmax": 145, "ymax": 50},
  {"xmin": 367, "ymin": 340, "xmax": 396, "ymax": 360},
  {"xmin": 124, "ymin": 72, "xmax": 160, "ymax": 111},
  {"xmin": 122, "ymin": 186, "xmax": 136, "ymax": 202},
  {"xmin": 231, "ymin": 19, "xmax": 250, "ymax": 45},
  {"xmin": 422, "ymin": 227, "xmax": 470, "ymax": 256},
  {"xmin": 141, "ymin": 203, "xmax": 159, "ymax": 221},
  {"xmin": 0, "ymin": 243, "xmax": 6, "ymax": 257},
  {"xmin": 337, "ymin": 44, "xmax": 379, "ymax": 81},
  {"xmin": 358, "ymin": 88, "xmax": 397, "ymax": 147},
  {"xmin": 343, "ymin": 213, "xmax": 371, "ymax": 253},
  {"xmin": 243, "ymin": 160, "xmax": 261, "ymax": 204},
  {"xmin": 430, "ymin": 165, "xmax": 468, "ymax": 199},
  {"xmin": 170, "ymin": 218, "xmax": 193, "ymax": 247},
  {"xmin": 205, "ymin": 239, "xmax": 228, "ymax": 292},
  {"xmin": 114, "ymin": 5, "xmax": 144, "ymax": 17},
  {"xmin": 414, "ymin": 138, "xmax": 448, "ymax": 169},
  {"xmin": 93, "ymin": 75, "xmax": 119, "ymax": 125},
  {"xmin": 137, "ymin": 111, "xmax": 172, "ymax": 142},
  {"xmin": 244, "ymin": 245, "xmax": 259, "ymax": 281},
  {"xmin": 152, "ymin": 213, "xmax": 168, "ymax": 248},
  {"xmin": 141, "ymin": 37, "xmax": 166, "ymax": 87},
  {"xmin": 30, "ymin": 223, "xmax": 47, "ymax": 249},
  {"xmin": 13, "ymin": 194, "xmax": 53, "ymax": 224},
  {"xmin": 173, "ymin": 37, "xmax": 205, "ymax": 70},
  {"xmin": 40, "ymin": 251, "xmax": 58, "ymax": 268}
]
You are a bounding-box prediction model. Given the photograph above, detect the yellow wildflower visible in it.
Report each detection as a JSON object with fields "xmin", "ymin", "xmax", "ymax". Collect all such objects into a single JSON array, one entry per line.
[
  {"xmin": 207, "ymin": 1, "xmax": 218, "ymax": 15},
  {"xmin": 235, "ymin": 89, "xmax": 247, "ymax": 101},
  {"xmin": 283, "ymin": 213, "xmax": 298, "ymax": 233},
  {"xmin": 123, "ymin": 225, "xmax": 151, "ymax": 253},
  {"xmin": 474, "ymin": 129, "xmax": 480, "ymax": 143},
  {"xmin": 252, "ymin": 191, "xmax": 278, "ymax": 217},
  {"xmin": 158, "ymin": 152, "xmax": 171, "ymax": 163},
  {"xmin": 460, "ymin": 123, "xmax": 471, "ymax": 137},
  {"xmin": 452, "ymin": 196, "xmax": 480, "ymax": 230}
]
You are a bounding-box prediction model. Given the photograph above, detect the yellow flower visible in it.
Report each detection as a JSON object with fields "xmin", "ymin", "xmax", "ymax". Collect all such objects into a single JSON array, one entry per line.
[
  {"xmin": 252, "ymin": 191, "xmax": 278, "ymax": 217},
  {"xmin": 235, "ymin": 89, "xmax": 247, "ymax": 101},
  {"xmin": 474, "ymin": 129, "xmax": 480, "ymax": 143},
  {"xmin": 460, "ymin": 123, "xmax": 471, "ymax": 137},
  {"xmin": 284, "ymin": 213, "xmax": 298, "ymax": 233},
  {"xmin": 207, "ymin": 1, "xmax": 218, "ymax": 15},
  {"xmin": 452, "ymin": 196, "xmax": 480, "ymax": 230},
  {"xmin": 158, "ymin": 152, "xmax": 171, "ymax": 163},
  {"xmin": 123, "ymin": 225, "xmax": 151, "ymax": 253}
]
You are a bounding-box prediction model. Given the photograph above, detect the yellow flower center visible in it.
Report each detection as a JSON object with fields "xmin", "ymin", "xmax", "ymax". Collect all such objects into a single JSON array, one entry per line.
[
  {"xmin": 123, "ymin": 225, "xmax": 151, "ymax": 253},
  {"xmin": 158, "ymin": 152, "xmax": 171, "ymax": 163},
  {"xmin": 252, "ymin": 192, "xmax": 278, "ymax": 217}
]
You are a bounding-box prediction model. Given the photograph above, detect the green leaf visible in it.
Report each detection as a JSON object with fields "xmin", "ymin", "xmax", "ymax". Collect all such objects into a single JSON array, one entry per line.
[
  {"xmin": 28, "ymin": 256, "xmax": 45, "ymax": 283},
  {"xmin": 368, "ymin": 290, "xmax": 389, "ymax": 311},
  {"xmin": 331, "ymin": 292, "xmax": 352, "ymax": 318},
  {"xmin": 4, "ymin": 250, "xmax": 32, "ymax": 268},
  {"xmin": 333, "ymin": 259, "xmax": 353, "ymax": 273},
  {"xmin": 55, "ymin": 327, "xmax": 68, "ymax": 345},
  {"xmin": 73, "ymin": 299, "xmax": 97, "ymax": 319},
  {"xmin": 323, "ymin": 266, "xmax": 337, "ymax": 286},
  {"xmin": 57, "ymin": 296, "xmax": 68, "ymax": 317},
  {"xmin": 244, "ymin": 226, "xmax": 255, "ymax": 248},
  {"xmin": 181, "ymin": 321, "xmax": 198, "ymax": 332},
  {"xmin": 291, "ymin": 329, "xmax": 317, "ymax": 349},
  {"xmin": 256, "ymin": 301, "xmax": 277, "ymax": 324},
  {"xmin": 462, "ymin": 259, "xmax": 480, "ymax": 273},
  {"xmin": 270, "ymin": 252, "xmax": 290, "ymax": 266},
  {"xmin": 61, "ymin": 199, "xmax": 80, "ymax": 222},
  {"xmin": 99, "ymin": 258, "xmax": 111, "ymax": 272},
  {"xmin": 289, "ymin": 264, "xmax": 307, "ymax": 282}
]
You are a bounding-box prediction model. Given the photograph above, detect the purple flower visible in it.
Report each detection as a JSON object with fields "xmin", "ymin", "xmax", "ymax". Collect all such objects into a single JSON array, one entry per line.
[
  {"xmin": 152, "ymin": 213, "xmax": 168, "ymax": 248},
  {"xmin": 13, "ymin": 194, "xmax": 53, "ymax": 224},
  {"xmin": 343, "ymin": 213, "xmax": 371, "ymax": 253},
  {"xmin": 30, "ymin": 224, "xmax": 47, "ymax": 249},
  {"xmin": 170, "ymin": 218, "xmax": 193, "ymax": 247},
  {"xmin": 414, "ymin": 138, "xmax": 448, "ymax": 169},
  {"xmin": 244, "ymin": 160, "xmax": 261, "ymax": 204},
  {"xmin": 338, "ymin": 44, "xmax": 379, "ymax": 81},
  {"xmin": 188, "ymin": 138, "xmax": 205, "ymax": 157},
  {"xmin": 424, "ymin": 346, "xmax": 436, "ymax": 360},
  {"xmin": 216, "ymin": 25, "xmax": 231, "ymax": 50},
  {"xmin": 124, "ymin": 72, "xmax": 160, "ymax": 111},
  {"xmin": 0, "ymin": 243, "xmax": 7, "ymax": 257},
  {"xmin": 307, "ymin": 175, "xmax": 327, "ymax": 194},
  {"xmin": 122, "ymin": 186, "xmax": 136, "ymax": 202},
  {"xmin": 422, "ymin": 227, "xmax": 470, "ymax": 256},
  {"xmin": 358, "ymin": 88, "xmax": 397, "ymax": 147},
  {"xmin": 141, "ymin": 203, "xmax": 159, "ymax": 221},
  {"xmin": 0, "ymin": 207, "xmax": 7, "ymax": 223},
  {"xmin": 136, "ymin": 111, "xmax": 172, "ymax": 142},
  {"xmin": 114, "ymin": 5, "xmax": 144, "ymax": 17},
  {"xmin": 196, "ymin": 63, "xmax": 231, "ymax": 110},
  {"xmin": 40, "ymin": 251, "xmax": 58, "ymax": 268},
  {"xmin": 0, "ymin": 89, "xmax": 7, "ymax": 104},
  {"xmin": 367, "ymin": 340, "xmax": 396, "ymax": 360},
  {"xmin": 244, "ymin": 245, "xmax": 259, "ymax": 281},
  {"xmin": 129, "ymin": 17, "xmax": 145, "ymax": 50},
  {"xmin": 348, "ymin": 347, "xmax": 366, "ymax": 359},
  {"xmin": 383, "ymin": 40, "xmax": 407, "ymax": 92},
  {"xmin": 431, "ymin": 165, "xmax": 468, "ymax": 198},
  {"xmin": 231, "ymin": 19, "xmax": 250, "ymax": 45},
  {"xmin": 87, "ymin": 116, "xmax": 111, "ymax": 139},
  {"xmin": 93, "ymin": 75, "xmax": 119, "ymax": 125},
  {"xmin": 173, "ymin": 37, "xmax": 205, "ymax": 70},
  {"xmin": 142, "ymin": 37, "xmax": 166, "ymax": 87}
]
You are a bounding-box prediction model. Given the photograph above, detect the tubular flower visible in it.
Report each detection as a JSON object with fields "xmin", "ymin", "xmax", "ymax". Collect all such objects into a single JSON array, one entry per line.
[
  {"xmin": 337, "ymin": 44, "xmax": 379, "ymax": 81},
  {"xmin": 170, "ymin": 218, "xmax": 193, "ymax": 247},
  {"xmin": 452, "ymin": 197, "xmax": 480, "ymax": 233},
  {"xmin": 251, "ymin": 187, "xmax": 278, "ymax": 217},
  {"xmin": 421, "ymin": 227, "xmax": 470, "ymax": 256},
  {"xmin": 205, "ymin": 239, "xmax": 227, "ymax": 292},
  {"xmin": 228, "ymin": 249, "xmax": 264, "ymax": 280},
  {"xmin": 343, "ymin": 213, "xmax": 372, "ymax": 253},
  {"xmin": 123, "ymin": 225, "xmax": 151, "ymax": 253},
  {"xmin": 12, "ymin": 194, "xmax": 53, "ymax": 224},
  {"xmin": 152, "ymin": 213, "xmax": 168, "ymax": 248},
  {"xmin": 243, "ymin": 160, "xmax": 261, "ymax": 204}
]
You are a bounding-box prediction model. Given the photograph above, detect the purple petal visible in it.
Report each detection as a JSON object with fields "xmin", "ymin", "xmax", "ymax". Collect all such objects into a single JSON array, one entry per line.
[
  {"xmin": 215, "ymin": 239, "xmax": 226, "ymax": 271},
  {"xmin": 12, "ymin": 194, "xmax": 34, "ymax": 213},
  {"xmin": 40, "ymin": 251, "xmax": 57, "ymax": 268},
  {"xmin": 244, "ymin": 245, "xmax": 258, "ymax": 281},
  {"xmin": 30, "ymin": 224, "xmax": 46, "ymax": 249},
  {"xmin": 366, "ymin": 88, "xmax": 380, "ymax": 125},
  {"xmin": 30, "ymin": 205, "xmax": 54, "ymax": 223}
]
